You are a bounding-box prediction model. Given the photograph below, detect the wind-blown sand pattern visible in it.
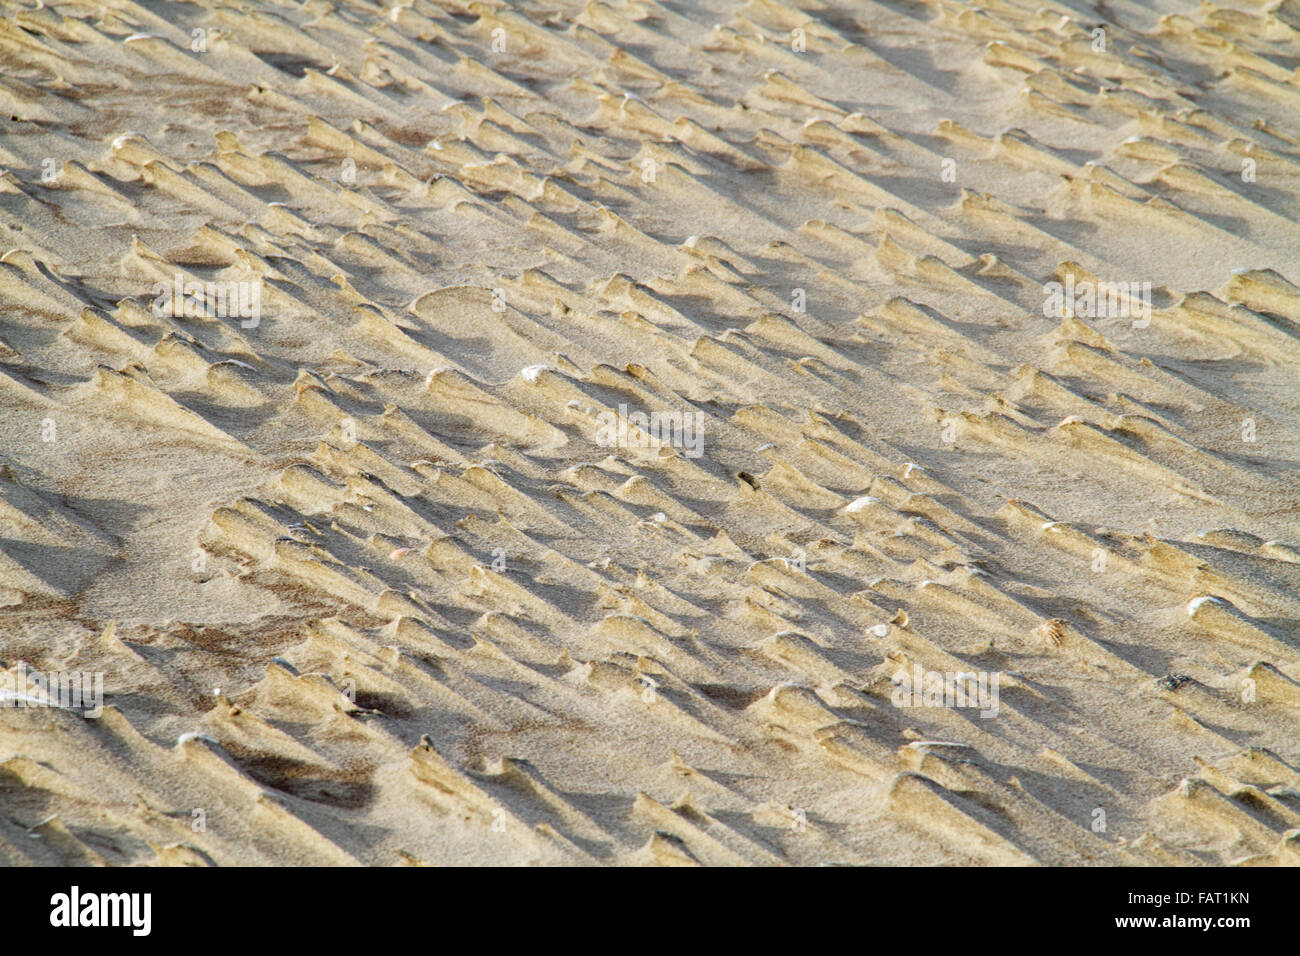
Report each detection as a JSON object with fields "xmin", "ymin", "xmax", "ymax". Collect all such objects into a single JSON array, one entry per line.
[{"xmin": 2, "ymin": 0, "xmax": 1300, "ymax": 866}]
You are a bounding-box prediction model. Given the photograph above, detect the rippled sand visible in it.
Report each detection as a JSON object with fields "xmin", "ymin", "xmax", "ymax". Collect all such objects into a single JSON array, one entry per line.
[{"xmin": 2, "ymin": 0, "xmax": 1300, "ymax": 865}]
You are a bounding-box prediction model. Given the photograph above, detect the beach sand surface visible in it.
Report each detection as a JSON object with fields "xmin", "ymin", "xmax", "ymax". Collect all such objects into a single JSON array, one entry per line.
[{"xmin": 1, "ymin": 0, "xmax": 1300, "ymax": 865}]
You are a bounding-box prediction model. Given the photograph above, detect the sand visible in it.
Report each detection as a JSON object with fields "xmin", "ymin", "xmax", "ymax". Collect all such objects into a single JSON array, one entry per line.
[{"xmin": 1, "ymin": 0, "xmax": 1299, "ymax": 865}]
